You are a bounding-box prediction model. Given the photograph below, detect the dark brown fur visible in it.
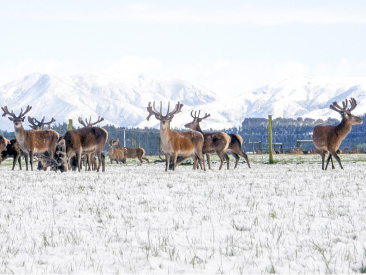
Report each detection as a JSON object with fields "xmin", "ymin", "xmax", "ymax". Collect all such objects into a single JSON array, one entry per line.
[{"xmin": 62, "ymin": 127, "xmax": 108, "ymax": 172}]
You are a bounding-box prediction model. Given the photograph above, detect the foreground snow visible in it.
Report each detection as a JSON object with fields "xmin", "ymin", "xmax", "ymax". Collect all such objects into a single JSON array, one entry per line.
[{"xmin": 0, "ymin": 155, "xmax": 366, "ymax": 273}]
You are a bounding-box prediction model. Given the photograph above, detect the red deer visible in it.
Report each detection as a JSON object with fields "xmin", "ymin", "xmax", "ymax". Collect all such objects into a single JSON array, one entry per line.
[
  {"xmin": 60, "ymin": 117, "xmax": 108, "ymax": 172},
  {"xmin": 114, "ymin": 139, "xmax": 148, "ymax": 164},
  {"xmin": 1, "ymin": 106, "xmax": 59, "ymax": 171},
  {"xmin": 78, "ymin": 116, "xmax": 106, "ymax": 170},
  {"xmin": 184, "ymin": 111, "xmax": 231, "ymax": 170},
  {"xmin": 108, "ymin": 139, "xmax": 126, "ymax": 164},
  {"xmin": 0, "ymin": 139, "xmax": 28, "ymax": 170},
  {"xmin": 313, "ymin": 98, "xmax": 363, "ymax": 170},
  {"xmin": 0, "ymin": 135, "xmax": 10, "ymax": 153},
  {"xmin": 147, "ymin": 101, "xmax": 205, "ymax": 171},
  {"xmin": 184, "ymin": 111, "xmax": 250, "ymax": 169}
]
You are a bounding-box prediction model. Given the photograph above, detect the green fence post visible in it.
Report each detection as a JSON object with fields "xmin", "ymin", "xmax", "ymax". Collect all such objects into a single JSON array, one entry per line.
[
  {"xmin": 268, "ymin": 115, "xmax": 274, "ymax": 164},
  {"xmin": 68, "ymin": 119, "xmax": 73, "ymax": 131}
]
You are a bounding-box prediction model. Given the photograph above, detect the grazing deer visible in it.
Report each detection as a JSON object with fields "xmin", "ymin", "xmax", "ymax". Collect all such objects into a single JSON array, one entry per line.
[
  {"xmin": 0, "ymin": 139, "xmax": 28, "ymax": 170},
  {"xmin": 114, "ymin": 139, "xmax": 148, "ymax": 164},
  {"xmin": 1, "ymin": 106, "xmax": 59, "ymax": 171},
  {"xmin": 184, "ymin": 111, "xmax": 250, "ymax": 169},
  {"xmin": 108, "ymin": 139, "xmax": 126, "ymax": 164},
  {"xmin": 28, "ymin": 116, "xmax": 56, "ymax": 130},
  {"xmin": 313, "ymin": 98, "xmax": 363, "ymax": 170},
  {"xmin": 147, "ymin": 101, "xmax": 205, "ymax": 171},
  {"xmin": 78, "ymin": 116, "xmax": 106, "ymax": 170},
  {"xmin": 184, "ymin": 111, "xmax": 231, "ymax": 170},
  {"xmin": 60, "ymin": 117, "xmax": 108, "ymax": 172}
]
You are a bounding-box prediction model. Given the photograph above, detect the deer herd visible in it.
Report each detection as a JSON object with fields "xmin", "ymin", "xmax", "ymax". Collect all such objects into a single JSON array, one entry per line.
[{"xmin": 0, "ymin": 97, "xmax": 363, "ymax": 173}]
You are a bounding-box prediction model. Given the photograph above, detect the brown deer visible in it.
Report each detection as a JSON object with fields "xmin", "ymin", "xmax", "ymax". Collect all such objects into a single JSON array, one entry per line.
[
  {"xmin": 184, "ymin": 111, "xmax": 250, "ymax": 169},
  {"xmin": 313, "ymin": 98, "xmax": 363, "ymax": 170},
  {"xmin": 2, "ymin": 106, "xmax": 59, "ymax": 171},
  {"xmin": 0, "ymin": 139, "xmax": 28, "ymax": 170},
  {"xmin": 114, "ymin": 139, "xmax": 148, "ymax": 164},
  {"xmin": 78, "ymin": 116, "xmax": 106, "ymax": 170},
  {"xmin": 60, "ymin": 117, "xmax": 108, "ymax": 172},
  {"xmin": 0, "ymin": 135, "xmax": 10, "ymax": 153},
  {"xmin": 184, "ymin": 111, "xmax": 231, "ymax": 170},
  {"xmin": 147, "ymin": 101, "xmax": 205, "ymax": 171},
  {"xmin": 108, "ymin": 139, "xmax": 126, "ymax": 164}
]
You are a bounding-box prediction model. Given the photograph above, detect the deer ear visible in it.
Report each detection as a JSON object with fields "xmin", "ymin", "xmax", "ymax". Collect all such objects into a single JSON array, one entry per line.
[
  {"xmin": 22, "ymin": 117, "xmax": 25, "ymax": 122},
  {"xmin": 8, "ymin": 117, "xmax": 13, "ymax": 121}
]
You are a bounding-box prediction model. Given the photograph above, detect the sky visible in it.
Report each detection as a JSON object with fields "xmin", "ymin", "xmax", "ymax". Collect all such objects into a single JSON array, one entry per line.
[{"xmin": 1, "ymin": 0, "xmax": 366, "ymax": 98}]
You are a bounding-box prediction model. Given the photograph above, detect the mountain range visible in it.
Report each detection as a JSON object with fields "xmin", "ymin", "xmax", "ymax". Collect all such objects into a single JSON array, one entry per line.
[{"xmin": 0, "ymin": 73, "xmax": 365, "ymax": 132}]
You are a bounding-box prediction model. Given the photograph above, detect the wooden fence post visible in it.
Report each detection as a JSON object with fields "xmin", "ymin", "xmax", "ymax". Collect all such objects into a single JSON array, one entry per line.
[
  {"xmin": 68, "ymin": 119, "xmax": 73, "ymax": 131},
  {"xmin": 268, "ymin": 115, "xmax": 274, "ymax": 164}
]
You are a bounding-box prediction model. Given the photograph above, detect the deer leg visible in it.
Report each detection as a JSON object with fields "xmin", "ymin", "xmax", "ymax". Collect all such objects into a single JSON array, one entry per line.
[
  {"xmin": 218, "ymin": 152, "xmax": 225, "ymax": 170},
  {"xmin": 29, "ymin": 151, "xmax": 34, "ymax": 171},
  {"xmin": 206, "ymin": 154, "xmax": 211, "ymax": 169},
  {"xmin": 76, "ymin": 150, "xmax": 82, "ymax": 172},
  {"xmin": 319, "ymin": 151, "xmax": 325, "ymax": 170},
  {"xmin": 225, "ymin": 153, "xmax": 230, "ymax": 170},
  {"xmin": 330, "ymin": 155, "xmax": 335, "ymax": 169},
  {"xmin": 325, "ymin": 154, "xmax": 332, "ymax": 170},
  {"xmin": 165, "ymin": 155, "xmax": 170, "ymax": 172},
  {"xmin": 330, "ymin": 151, "xmax": 344, "ymax": 170},
  {"xmin": 238, "ymin": 150, "xmax": 251, "ymax": 168},
  {"xmin": 142, "ymin": 157, "xmax": 149, "ymax": 163},
  {"xmin": 232, "ymin": 152, "xmax": 240, "ymax": 169},
  {"xmin": 172, "ymin": 153, "xmax": 178, "ymax": 171}
]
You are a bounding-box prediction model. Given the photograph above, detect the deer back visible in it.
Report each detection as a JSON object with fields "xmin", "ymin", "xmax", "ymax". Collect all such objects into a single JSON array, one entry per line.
[
  {"xmin": 63, "ymin": 127, "xmax": 108, "ymax": 153},
  {"xmin": 21, "ymin": 129, "xmax": 59, "ymax": 153}
]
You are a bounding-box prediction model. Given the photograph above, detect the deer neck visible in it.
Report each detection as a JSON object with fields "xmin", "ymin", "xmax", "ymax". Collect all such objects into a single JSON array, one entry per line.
[
  {"xmin": 160, "ymin": 121, "xmax": 173, "ymax": 151},
  {"xmin": 334, "ymin": 119, "xmax": 352, "ymax": 141},
  {"xmin": 13, "ymin": 124, "xmax": 28, "ymax": 152},
  {"xmin": 195, "ymin": 123, "xmax": 203, "ymax": 133}
]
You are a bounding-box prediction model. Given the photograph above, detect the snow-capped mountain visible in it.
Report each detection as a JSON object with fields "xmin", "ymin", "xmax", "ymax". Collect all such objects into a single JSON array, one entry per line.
[{"xmin": 0, "ymin": 73, "xmax": 365, "ymax": 132}]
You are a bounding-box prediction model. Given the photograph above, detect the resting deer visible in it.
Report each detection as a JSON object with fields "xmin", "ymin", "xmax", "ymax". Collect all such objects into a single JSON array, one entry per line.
[
  {"xmin": 59, "ymin": 116, "xmax": 108, "ymax": 172},
  {"xmin": 114, "ymin": 138, "xmax": 148, "ymax": 164},
  {"xmin": 78, "ymin": 116, "xmax": 106, "ymax": 170},
  {"xmin": 2, "ymin": 106, "xmax": 59, "ymax": 171},
  {"xmin": 313, "ymin": 98, "xmax": 363, "ymax": 170},
  {"xmin": 184, "ymin": 111, "xmax": 231, "ymax": 170},
  {"xmin": 147, "ymin": 101, "xmax": 205, "ymax": 171}
]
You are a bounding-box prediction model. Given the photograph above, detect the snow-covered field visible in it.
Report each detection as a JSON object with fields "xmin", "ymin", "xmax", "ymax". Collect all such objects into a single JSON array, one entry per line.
[{"xmin": 1, "ymin": 154, "xmax": 366, "ymax": 274}]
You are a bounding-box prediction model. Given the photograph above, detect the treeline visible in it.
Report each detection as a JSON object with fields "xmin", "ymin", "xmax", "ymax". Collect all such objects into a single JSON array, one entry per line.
[{"xmin": 1, "ymin": 115, "xmax": 365, "ymax": 155}]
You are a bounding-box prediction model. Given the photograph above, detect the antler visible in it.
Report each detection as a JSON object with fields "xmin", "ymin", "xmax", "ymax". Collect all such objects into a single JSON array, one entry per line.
[
  {"xmin": 147, "ymin": 101, "xmax": 184, "ymax": 121},
  {"xmin": 28, "ymin": 116, "xmax": 55, "ymax": 130},
  {"xmin": 19, "ymin": 106, "xmax": 32, "ymax": 118},
  {"xmin": 78, "ymin": 117, "xmax": 88, "ymax": 127},
  {"xmin": 1, "ymin": 106, "xmax": 16, "ymax": 118},
  {"xmin": 330, "ymin": 98, "xmax": 358, "ymax": 114},
  {"xmin": 347, "ymin": 98, "xmax": 357, "ymax": 113},
  {"xmin": 190, "ymin": 110, "xmax": 211, "ymax": 121},
  {"xmin": 78, "ymin": 116, "xmax": 104, "ymax": 127}
]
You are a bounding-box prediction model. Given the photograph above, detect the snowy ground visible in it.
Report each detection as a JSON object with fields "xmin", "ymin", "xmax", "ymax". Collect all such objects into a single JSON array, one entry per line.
[{"xmin": 0, "ymin": 154, "xmax": 366, "ymax": 274}]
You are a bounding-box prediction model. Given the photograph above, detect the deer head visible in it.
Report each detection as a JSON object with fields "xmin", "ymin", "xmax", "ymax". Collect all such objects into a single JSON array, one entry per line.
[
  {"xmin": 78, "ymin": 116, "xmax": 104, "ymax": 127},
  {"xmin": 1, "ymin": 105, "xmax": 32, "ymax": 129},
  {"xmin": 146, "ymin": 101, "xmax": 184, "ymax": 131},
  {"xmin": 329, "ymin": 98, "xmax": 363, "ymax": 125},
  {"xmin": 28, "ymin": 116, "xmax": 56, "ymax": 130},
  {"xmin": 184, "ymin": 110, "xmax": 211, "ymax": 132}
]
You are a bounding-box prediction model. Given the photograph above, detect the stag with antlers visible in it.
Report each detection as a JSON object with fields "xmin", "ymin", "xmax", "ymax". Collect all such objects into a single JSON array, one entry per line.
[
  {"xmin": 59, "ymin": 115, "xmax": 108, "ymax": 172},
  {"xmin": 184, "ymin": 111, "xmax": 231, "ymax": 170},
  {"xmin": 2, "ymin": 106, "xmax": 59, "ymax": 171},
  {"xmin": 147, "ymin": 101, "xmax": 205, "ymax": 171},
  {"xmin": 313, "ymin": 98, "xmax": 363, "ymax": 170}
]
